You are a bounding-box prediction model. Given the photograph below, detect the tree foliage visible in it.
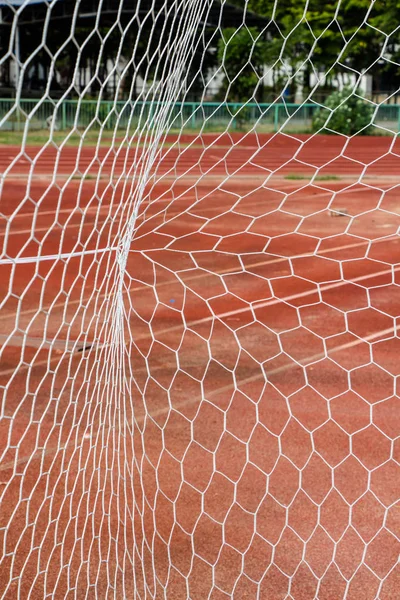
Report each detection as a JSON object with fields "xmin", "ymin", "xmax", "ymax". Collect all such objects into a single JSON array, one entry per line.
[
  {"xmin": 217, "ymin": 27, "xmax": 266, "ymax": 102},
  {"xmin": 226, "ymin": 0, "xmax": 400, "ymax": 102}
]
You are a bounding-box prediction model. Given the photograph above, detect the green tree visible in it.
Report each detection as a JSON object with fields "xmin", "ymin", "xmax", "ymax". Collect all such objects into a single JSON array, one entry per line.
[
  {"xmin": 231, "ymin": 0, "xmax": 394, "ymax": 100},
  {"xmin": 217, "ymin": 26, "xmax": 266, "ymax": 102},
  {"xmin": 367, "ymin": 1, "xmax": 400, "ymax": 90}
]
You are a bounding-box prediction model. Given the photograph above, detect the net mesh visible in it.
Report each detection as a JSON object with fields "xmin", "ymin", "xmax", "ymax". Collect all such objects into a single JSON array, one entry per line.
[{"xmin": 1, "ymin": 0, "xmax": 400, "ymax": 598}]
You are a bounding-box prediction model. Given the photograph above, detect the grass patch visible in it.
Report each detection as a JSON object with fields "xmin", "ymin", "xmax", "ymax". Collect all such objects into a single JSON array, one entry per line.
[
  {"xmin": 0, "ymin": 129, "xmax": 119, "ymax": 146},
  {"xmin": 70, "ymin": 174, "xmax": 98, "ymax": 180},
  {"xmin": 0, "ymin": 128, "xmax": 206, "ymax": 147},
  {"xmin": 316, "ymin": 174, "xmax": 341, "ymax": 181},
  {"xmin": 284, "ymin": 173, "xmax": 341, "ymax": 181},
  {"xmin": 284, "ymin": 174, "xmax": 309, "ymax": 180}
]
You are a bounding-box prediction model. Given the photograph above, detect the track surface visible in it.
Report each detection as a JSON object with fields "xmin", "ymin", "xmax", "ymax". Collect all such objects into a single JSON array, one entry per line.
[
  {"xmin": 1, "ymin": 133, "xmax": 400, "ymax": 179},
  {"xmin": 1, "ymin": 134, "xmax": 400, "ymax": 599}
]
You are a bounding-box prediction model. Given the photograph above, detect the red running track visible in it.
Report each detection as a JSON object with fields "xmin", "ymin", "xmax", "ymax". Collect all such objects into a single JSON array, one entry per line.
[
  {"xmin": 1, "ymin": 139, "xmax": 400, "ymax": 599},
  {"xmin": 1, "ymin": 134, "xmax": 400, "ymax": 178}
]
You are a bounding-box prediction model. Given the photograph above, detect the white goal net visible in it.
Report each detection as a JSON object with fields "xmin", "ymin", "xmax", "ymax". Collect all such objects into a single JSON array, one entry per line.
[{"xmin": 1, "ymin": 0, "xmax": 400, "ymax": 598}]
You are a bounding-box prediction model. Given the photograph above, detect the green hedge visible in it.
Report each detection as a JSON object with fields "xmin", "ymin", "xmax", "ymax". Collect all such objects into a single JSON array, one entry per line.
[{"xmin": 312, "ymin": 88, "xmax": 375, "ymax": 135}]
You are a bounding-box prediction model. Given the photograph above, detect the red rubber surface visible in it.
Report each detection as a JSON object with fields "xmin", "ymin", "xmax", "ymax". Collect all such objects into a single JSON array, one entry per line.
[
  {"xmin": 1, "ymin": 133, "xmax": 400, "ymax": 178},
  {"xmin": 1, "ymin": 134, "xmax": 400, "ymax": 598}
]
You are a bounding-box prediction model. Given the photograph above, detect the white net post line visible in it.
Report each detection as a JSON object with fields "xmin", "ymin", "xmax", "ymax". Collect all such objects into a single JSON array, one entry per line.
[{"xmin": 1, "ymin": 0, "xmax": 400, "ymax": 598}]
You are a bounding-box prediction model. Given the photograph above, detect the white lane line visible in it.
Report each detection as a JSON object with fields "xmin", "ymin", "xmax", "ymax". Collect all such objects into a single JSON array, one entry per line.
[
  {"xmin": 1, "ymin": 179, "xmax": 381, "ymax": 230},
  {"xmin": 0, "ymin": 247, "xmax": 119, "ymax": 266},
  {"xmin": 3, "ymin": 204, "xmax": 117, "ymax": 221},
  {"xmin": 0, "ymin": 339, "xmax": 105, "ymax": 378},
  {"xmin": 0, "ymin": 194, "xmax": 242, "ymax": 237},
  {"xmin": 133, "ymin": 263, "xmax": 399, "ymax": 341},
  {"xmin": 131, "ymin": 181, "xmax": 393, "ymax": 223},
  {"xmin": 145, "ymin": 323, "xmax": 398, "ymax": 421},
  {"xmin": 0, "ymin": 220, "xmax": 107, "ymax": 238},
  {"xmin": 0, "ymin": 356, "xmax": 58, "ymax": 379},
  {"xmin": 0, "ymin": 234, "xmax": 397, "ymax": 323},
  {"xmin": 3, "ymin": 194, "xmax": 198, "ymax": 221},
  {"xmin": 0, "ymin": 446, "xmax": 66, "ymax": 473},
  {"xmin": 1, "ymin": 322, "xmax": 396, "ymax": 474},
  {"xmin": 0, "ymin": 183, "xmax": 300, "ymax": 232},
  {"xmin": 1, "ymin": 259, "xmax": 396, "ymax": 378}
]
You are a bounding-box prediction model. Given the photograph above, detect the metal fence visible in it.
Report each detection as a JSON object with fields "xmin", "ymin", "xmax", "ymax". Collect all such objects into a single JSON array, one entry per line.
[{"xmin": 0, "ymin": 98, "xmax": 399, "ymax": 132}]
